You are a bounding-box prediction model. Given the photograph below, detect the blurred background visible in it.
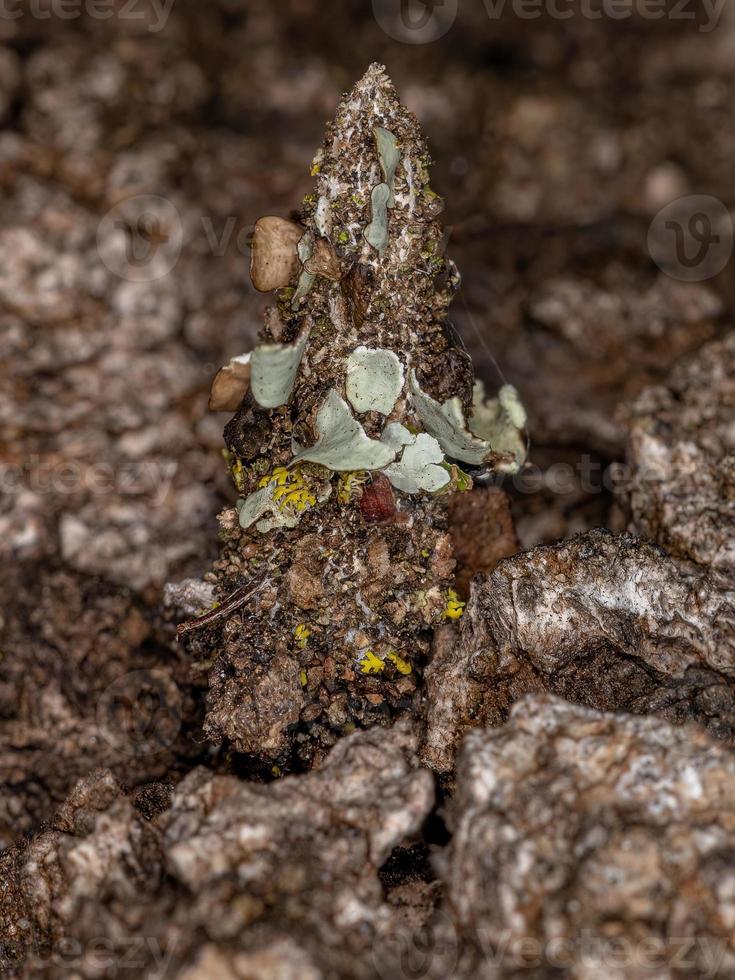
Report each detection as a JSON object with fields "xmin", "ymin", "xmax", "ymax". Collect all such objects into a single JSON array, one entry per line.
[{"xmin": 1, "ymin": 0, "xmax": 731, "ymax": 593}]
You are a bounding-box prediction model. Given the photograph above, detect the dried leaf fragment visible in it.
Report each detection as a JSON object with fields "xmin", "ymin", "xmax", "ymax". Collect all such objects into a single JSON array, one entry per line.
[
  {"xmin": 304, "ymin": 237, "xmax": 343, "ymax": 281},
  {"xmin": 208, "ymin": 354, "xmax": 252, "ymax": 412}
]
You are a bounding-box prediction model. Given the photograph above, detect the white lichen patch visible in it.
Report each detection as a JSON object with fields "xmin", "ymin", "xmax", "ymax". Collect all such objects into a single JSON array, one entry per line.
[
  {"xmin": 315, "ymin": 196, "xmax": 331, "ymax": 237},
  {"xmin": 381, "ymin": 423, "xmax": 450, "ymax": 494},
  {"xmin": 346, "ymin": 346, "xmax": 404, "ymax": 415},
  {"xmin": 292, "ymin": 390, "xmax": 397, "ymax": 471},
  {"xmin": 250, "ymin": 329, "xmax": 310, "ymax": 409}
]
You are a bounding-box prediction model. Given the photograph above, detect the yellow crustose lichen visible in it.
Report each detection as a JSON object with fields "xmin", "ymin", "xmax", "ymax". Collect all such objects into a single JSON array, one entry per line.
[
  {"xmin": 358, "ymin": 650, "xmax": 385, "ymax": 675},
  {"xmin": 259, "ymin": 466, "xmax": 316, "ymax": 514},
  {"xmin": 294, "ymin": 624, "xmax": 311, "ymax": 649},
  {"xmin": 358, "ymin": 649, "xmax": 413, "ymax": 676},
  {"xmin": 442, "ymin": 589, "xmax": 466, "ymax": 620},
  {"xmin": 386, "ymin": 650, "xmax": 412, "ymax": 675},
  {"xmin": 223, "ymin": 451, "xmax": 247, "ymax": 494},
  {"xmin": 337, "ymin": 470, "xmax": 367, "ymax": 504}
]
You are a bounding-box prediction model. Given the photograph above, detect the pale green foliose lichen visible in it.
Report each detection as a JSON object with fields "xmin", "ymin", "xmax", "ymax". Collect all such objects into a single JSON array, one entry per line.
[
  {"xmin": 250, "ymin": 329, "xmax": 310, "ymax": 409},
  {"xmin": 380, "ymin": 420, "xmax": 413, "ymax": 455},
  {"xmin": 499, "ymin": 384, "xmax": 528, "ymax": 430},
  {"xmin": 469, "ymin": 380, "xmax": 528, "ymax": 473},
  {"xmin": 374, "ymin": 126, "xmax": 401, "ymax": 207},
  {"xmin": 292, "ymin": 389, "xmax": 397, "ymax": 471},
  {"xmin": 381, "ymin": 424, "xmax": 450, "ymax": 494},
  {"xmin": 236, "ymin": 486, "xmax": 272, "ymax": 530},
  {"xmin": 237, "ymin": 466, "xmax": 331, "ymax": 533},
  {"xmin": 345, "ymin": 346, "xmax": 404, "ymax": 415},
  {"xmin": 409, "ymin": 370, "xmax": 527, "ymax": 472},
  {"xmin": 291, "ymin": 233, "xmax": 316, "ymax": 308},
  {"xmin": 409, "ymin": 369, "xmax": 494, "ymax": 465},
  {"xmin": 237, "ymin": 485, "xmax": 302, "ymax": 534},
  {"xmin": 364, "ymin": 183, "xmax": 391, "ymax": 252}
]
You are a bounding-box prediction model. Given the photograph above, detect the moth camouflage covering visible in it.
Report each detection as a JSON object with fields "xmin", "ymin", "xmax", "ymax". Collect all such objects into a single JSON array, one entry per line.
[{"xmin": 190, "ymin": 63, "xmax": 527, "ymax": 768}]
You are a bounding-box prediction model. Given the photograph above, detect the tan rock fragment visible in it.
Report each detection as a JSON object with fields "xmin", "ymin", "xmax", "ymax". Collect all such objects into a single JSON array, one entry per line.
[{"xmin": 250, "ymin": 216, "xmax": 303, "ymax": 292}]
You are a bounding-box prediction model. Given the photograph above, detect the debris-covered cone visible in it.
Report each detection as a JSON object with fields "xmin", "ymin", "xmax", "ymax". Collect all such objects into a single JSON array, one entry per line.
[{"xmin": 191, "ymin": 64, "xmax": 526, "ymax": 767}]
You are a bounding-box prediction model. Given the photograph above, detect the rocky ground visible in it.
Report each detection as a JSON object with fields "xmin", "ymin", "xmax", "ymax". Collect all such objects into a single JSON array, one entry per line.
[{"xmin": 2, "ymin": 2, "xmax": 735, "ymax": 977}]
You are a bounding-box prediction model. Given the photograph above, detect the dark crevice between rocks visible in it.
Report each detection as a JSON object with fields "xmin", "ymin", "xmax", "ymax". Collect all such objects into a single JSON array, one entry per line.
[
  {"xmin": 379, "ymin": 843, "xmax": 435, "ymax": 891},
  {"xmin": 378, "ymin": 793, "xmax": 453, "ymax": 917}
]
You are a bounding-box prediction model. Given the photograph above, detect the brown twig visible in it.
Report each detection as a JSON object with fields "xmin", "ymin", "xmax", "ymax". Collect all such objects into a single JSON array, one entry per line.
[{"xmin": 176, "ymin": 567, "xmax": 269, "ymax": 639}]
